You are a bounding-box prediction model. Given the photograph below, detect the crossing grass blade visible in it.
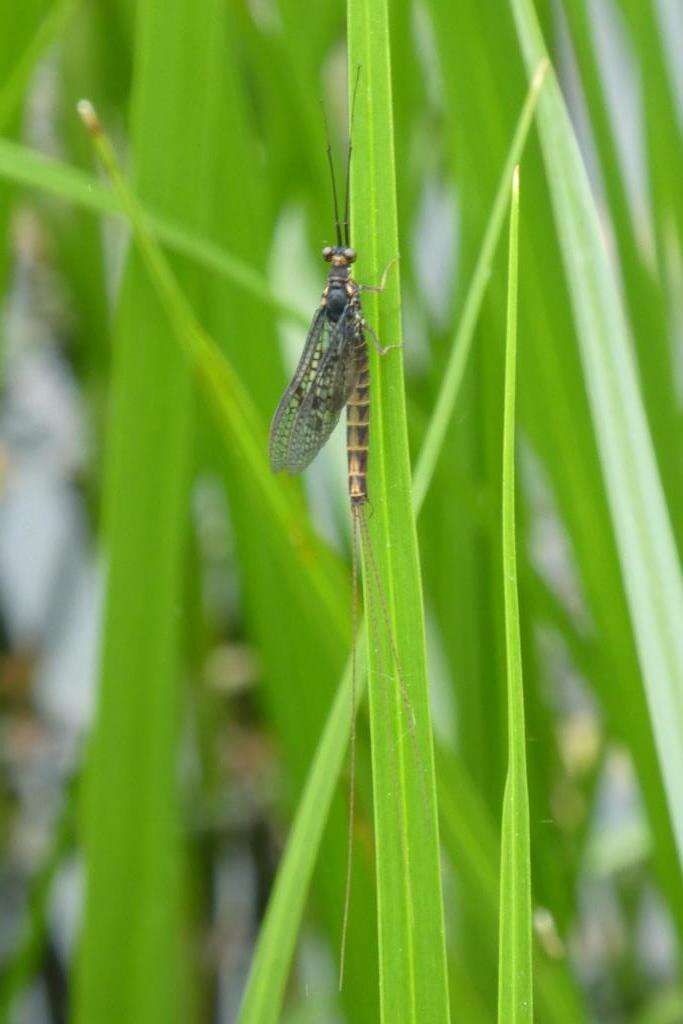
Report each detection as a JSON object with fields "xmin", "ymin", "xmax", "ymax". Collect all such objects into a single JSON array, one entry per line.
[
  {"xmin": 508, "ymin": 0, "xmax": 683, "ymax": 869},
  {"xmin": 0, "ymin": 136, "xmax": 308, "ymax": 325},
  {"xmin": 497, "ymin": 166, "xmax": 533, "ymax": 1024},
  {"xmin": 236, "ymin": 631, "xmax": 368, "ymax": 1024},
  {"xmin": 412, "ymin": 58, "xmax": 547, "ymax": 509}
]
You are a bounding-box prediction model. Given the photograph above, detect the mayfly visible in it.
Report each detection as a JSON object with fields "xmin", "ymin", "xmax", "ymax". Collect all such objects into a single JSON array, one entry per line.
[
  {"xmin": 268, "ymin": 88, "xmax": 390, "ymax": 507},
  {"xmin": 268, "ymin": 72, "xmax": 404, "ymax": 986}
]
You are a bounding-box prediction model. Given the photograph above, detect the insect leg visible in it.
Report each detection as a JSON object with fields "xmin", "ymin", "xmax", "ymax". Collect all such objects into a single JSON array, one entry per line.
[
  {"xmin": 364, "ymin": 319, "xmax": 402, "ymax": 356},
  {"xmin": 358, "ymin": 256, "xmax": 399, "ymax": 293}
]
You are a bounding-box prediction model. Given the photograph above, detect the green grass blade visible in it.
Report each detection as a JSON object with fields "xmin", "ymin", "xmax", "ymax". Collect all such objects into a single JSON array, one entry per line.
[
  {"xmin": 236, "ymin": 632, "xmax": 367, "ymax": 1024},
  {"xmin": 348, "ymin": 1, "xmax": 450, "ymax": 1020},
  {"xmin": 509, "ymin": 0, "xmax": 683, "ymax": 869},
  {"xmin": 237, "ymin": 71, "xmax": 552, "ymax": 1024},
  {"xmin": 73, "ymin": 5, "xmax": 198, "ymax": 1016},
  {"xmin": 497, "ymin": 166, "xmax": 533, "ymax": 1023},
  {"xmin": 0, "ymin": 136, "xmax": 308, "ymax": 325},
  {"xmin": 412, "ymin": 58, "xmax": 547, "ymax": 509},
  {"xmin": 437, "ymin": 742, "xmax": 582, "ymax": 1022}
]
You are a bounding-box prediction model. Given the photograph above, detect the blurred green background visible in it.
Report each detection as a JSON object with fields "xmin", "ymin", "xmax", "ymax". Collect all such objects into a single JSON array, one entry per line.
[{"xmin": 1, "ymin": 0, "xmax": 682, "ymax": 1021}]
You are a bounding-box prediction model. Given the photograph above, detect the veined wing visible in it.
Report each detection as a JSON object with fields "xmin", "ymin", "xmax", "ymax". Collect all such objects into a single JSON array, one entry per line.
[
  {"xmin": 285, "ymin": 310, "xmax": 358, "ymax": 472},
  {"xmin": 270, "ymin": 306, "xmax": 328, "ymax": 473},
  {"xmin": 269, "ymin": 304, "xmax": 357, "ymax": 474}
]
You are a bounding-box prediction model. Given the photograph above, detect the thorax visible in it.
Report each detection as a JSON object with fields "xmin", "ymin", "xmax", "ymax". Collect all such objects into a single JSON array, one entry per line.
[{"xmin": 323, "ymin": 270, "xmax": 359, "ymax": 322}]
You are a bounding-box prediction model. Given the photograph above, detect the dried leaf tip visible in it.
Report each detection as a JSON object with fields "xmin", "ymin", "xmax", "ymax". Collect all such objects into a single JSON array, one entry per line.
[{"xmin": 77, "ymin": 99, "xmax": 101, "ymax": 135}]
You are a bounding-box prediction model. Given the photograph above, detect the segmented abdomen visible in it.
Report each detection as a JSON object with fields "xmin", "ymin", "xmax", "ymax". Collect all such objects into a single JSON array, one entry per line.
[{"xmin": 346, "ymin": 331, "xmax": 370, "ymax": 506}]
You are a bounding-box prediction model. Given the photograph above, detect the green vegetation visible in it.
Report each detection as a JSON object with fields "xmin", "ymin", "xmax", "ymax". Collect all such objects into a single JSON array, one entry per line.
[
  {"xmin": 0, "ymin": 1, "xmax": 681, "ymax": 1022},
  {"xmin": 498, "ymin": 165, "xmax": 532, "ymax": 1024}
]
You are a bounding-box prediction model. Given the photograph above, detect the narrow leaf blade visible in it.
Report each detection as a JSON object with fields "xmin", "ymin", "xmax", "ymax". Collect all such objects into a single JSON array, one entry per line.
[{"xmin": 498, "ymin": 166, "xmax": 533, "ymax": 1024}]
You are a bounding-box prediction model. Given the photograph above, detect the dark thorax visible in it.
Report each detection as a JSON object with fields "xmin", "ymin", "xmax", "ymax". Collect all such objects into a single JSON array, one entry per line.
[{"xmin": 322, "ymin": 245, "xmax": 359, "ymax": 323}]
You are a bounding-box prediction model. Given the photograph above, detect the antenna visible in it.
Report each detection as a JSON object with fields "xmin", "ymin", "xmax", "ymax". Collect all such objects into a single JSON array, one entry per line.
[
  {"xmin": 322, "ymin": 105, "xmax": 343, "ymax": 247},
  {"xmin": 343, "ymin": 65, "xmax": 362, "ymax": 247}
]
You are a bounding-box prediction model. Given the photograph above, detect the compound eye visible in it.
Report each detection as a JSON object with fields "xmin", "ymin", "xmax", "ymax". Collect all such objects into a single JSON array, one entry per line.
[
  {"xmin": 344, "ymin": 247, "xmax": 356, "ymax": 261},
  {"xmin": 322, "ymin": 246, "xmax": 333, "ymax": 260}
]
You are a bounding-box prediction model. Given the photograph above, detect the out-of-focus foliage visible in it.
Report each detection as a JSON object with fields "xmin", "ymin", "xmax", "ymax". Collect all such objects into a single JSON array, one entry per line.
[{"xmin": 0, "ymin": 0, "xmax": 682, "ymax": 1021}]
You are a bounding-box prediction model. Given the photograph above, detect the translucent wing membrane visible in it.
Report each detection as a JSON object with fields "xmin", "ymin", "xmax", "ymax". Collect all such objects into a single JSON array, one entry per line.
[{"xmin": 270, "ymin": 303, "xmax": 358, "ymax": 474}]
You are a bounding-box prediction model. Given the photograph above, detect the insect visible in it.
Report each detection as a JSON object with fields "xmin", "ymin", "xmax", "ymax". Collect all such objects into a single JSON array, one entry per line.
[
  {"xmin": 268, "ymin": 98, "xmax": 387, "ymax": 508},
  {"xmin": 268, "ymin": 239, "xmax": 373, "ymax": 505}
]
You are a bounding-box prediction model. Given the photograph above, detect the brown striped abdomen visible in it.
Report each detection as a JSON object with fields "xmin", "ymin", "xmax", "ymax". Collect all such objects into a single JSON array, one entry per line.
[{"xmin": 346, "ymin": 333, "xmax": 370, "ymax": 506}]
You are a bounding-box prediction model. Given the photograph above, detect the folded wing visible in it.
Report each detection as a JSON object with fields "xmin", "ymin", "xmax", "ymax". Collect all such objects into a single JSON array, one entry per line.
[{"xmin": 269, "ymin": 304, "xmax": 357, "ymax": 474}]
